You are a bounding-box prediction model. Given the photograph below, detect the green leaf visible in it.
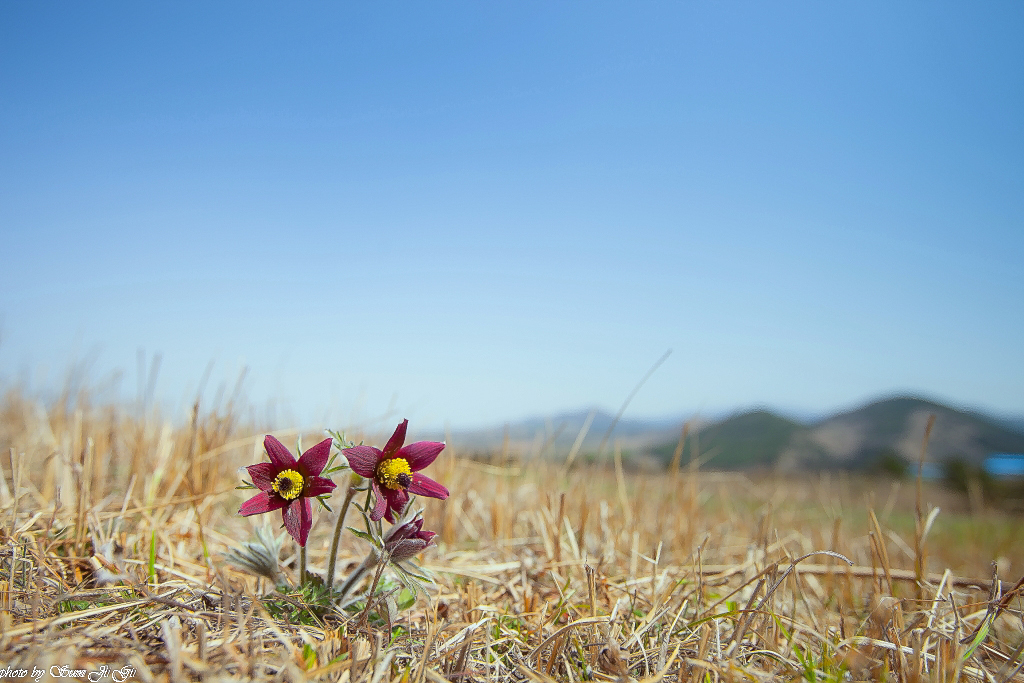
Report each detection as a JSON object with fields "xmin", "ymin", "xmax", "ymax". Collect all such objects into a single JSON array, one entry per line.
[
  {"xmin": 962, "ymin": 612, "xmax": 995, "ymax": 663},
  {"xmin": 396, "ymin": 588, "xmax": 416, "ymax": 611},
  {"xmin": 59, "ymin": 599, "xmax": 93, "ymax": 613},
  {"xmin": 323, "ymin": 452, "xmax": 339, "ymax": 471},
  {"xmin": 148, "ymin": 531, "xmax": 157, "ymax": 584},
  {"xmin": 392, "ymin": 560, "xmax": 434, "ymax": 587},
  {"xmin": 347, "ymin": 527, "xmax": 379, "ymax": 547},
  {"xmin": 302, "ymin": 643, "xmax": 317, "ymax": 670}
]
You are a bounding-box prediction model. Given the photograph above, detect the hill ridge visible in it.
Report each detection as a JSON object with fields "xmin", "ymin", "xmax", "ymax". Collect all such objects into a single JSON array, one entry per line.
[{"xmin": 446, "ymin": 395, "xmax": 1024, "ymax": 469}]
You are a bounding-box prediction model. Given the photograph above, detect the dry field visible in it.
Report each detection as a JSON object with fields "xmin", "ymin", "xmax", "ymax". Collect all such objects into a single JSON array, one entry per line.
[{"xmin": 1, "ymin": 387, "xmax": 1023, "ymax": 682}]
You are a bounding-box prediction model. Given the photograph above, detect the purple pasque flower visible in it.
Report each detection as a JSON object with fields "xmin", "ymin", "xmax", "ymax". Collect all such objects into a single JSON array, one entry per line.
[
  {"xmin": 239, "ymin": 435, "xmax": 336, "ymax": 547},
  {"xmin": 383, "ymin": 514, "xmax": 437, "ymax": 563},
  {"xmin": 343, "ymin": 419, "xmax": 449, "ymax": 523}
]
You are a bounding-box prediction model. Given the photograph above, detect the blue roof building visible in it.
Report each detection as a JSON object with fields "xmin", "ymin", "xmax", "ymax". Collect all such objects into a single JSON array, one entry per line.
[{"xmin": 983, "ymin": 454, "xmax": 1024, "ymax": 477}]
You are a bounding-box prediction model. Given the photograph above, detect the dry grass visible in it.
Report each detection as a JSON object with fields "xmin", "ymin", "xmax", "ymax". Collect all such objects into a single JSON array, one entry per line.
[{"xmin": 1, "ymin": 385, "xmax": 1023, "ymax": 682}]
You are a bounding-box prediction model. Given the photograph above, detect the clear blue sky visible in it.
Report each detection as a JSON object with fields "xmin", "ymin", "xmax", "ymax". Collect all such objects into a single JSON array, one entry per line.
[{"xmin": 2, "ymin": 2, "xmax": 1022, "ymax": 430}]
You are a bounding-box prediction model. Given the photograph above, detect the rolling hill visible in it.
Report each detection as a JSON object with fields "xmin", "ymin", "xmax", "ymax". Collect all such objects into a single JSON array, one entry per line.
[
  {"xmin": 447, "ymin": 396, "xmax": 1024, "ymax": 471},
  {"xmin": 443, "ymin": 408, "xmax": 684, "ymax": 455},
  {"xmin": 647, "ymin": 396, "xmax": 1024, "ymax": 471},
  {"xmin": 648, "ymin": 410, "xmax": 815, "ymax": 469}
]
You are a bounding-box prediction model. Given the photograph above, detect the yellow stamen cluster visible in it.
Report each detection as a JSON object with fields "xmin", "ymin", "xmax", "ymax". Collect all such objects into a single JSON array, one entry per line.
[
  {"xmin": 272, "ymin": 469, "xmax": 305, "ymax": 500},
  {"xmin": 377, "ymin": 458, "xmax": 413, "ymax": 490}
]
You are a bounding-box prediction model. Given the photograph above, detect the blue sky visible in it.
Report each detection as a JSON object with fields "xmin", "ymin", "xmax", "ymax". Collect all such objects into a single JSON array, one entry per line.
[{"xmin": 2, "ymin": 2, "xmax": 1022, "ymax": 430}]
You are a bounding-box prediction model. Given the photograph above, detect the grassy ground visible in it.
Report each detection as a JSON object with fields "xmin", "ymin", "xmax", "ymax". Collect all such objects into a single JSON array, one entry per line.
[{"xmin": 1, "ymin": 387, "xmax": 1022, "ymax": 681}]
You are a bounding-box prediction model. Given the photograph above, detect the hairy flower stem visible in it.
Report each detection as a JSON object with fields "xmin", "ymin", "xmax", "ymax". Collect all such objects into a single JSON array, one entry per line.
[
  {"xmin": 326, "ymin": 478, "xmax": 361, "ymax": 588},
  {"xmin": 335, "ymin": 486, "xmax": 384, "ymax": 598},
  {"xmin": 358, "ymin": 558, "xmax": 389, "ymax": 629},
  {"xmin": 337, "ymin": 551, "xmax": 380, "ymax": 599},
  {"xmin": 300, "ymin": 544, "xmax": 307, "ymax": 586}
]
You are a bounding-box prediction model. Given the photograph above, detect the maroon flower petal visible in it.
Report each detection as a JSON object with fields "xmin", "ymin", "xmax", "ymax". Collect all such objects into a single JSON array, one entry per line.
[
  {"xmin": 408, "ymin": 473, "xmax": 450, "ymax": 500},
  {"xmin": 239, "ymin": 491, "xmax": 288, "ymax": 516},
  {"xmin": 382, "ymin": 516, "xmax": 436, "ymax": 552},
  {"xmin": 398, "ymin": 441, "xmax": 446, "ymax": 471},
  {"xmin": 282, "ymin": 497, "xmax": 313, "ymax": 547},
  {"xmin": 264, "ymin": 435, "xmax": 298, "ymax": 469},
  {"xmin": 304, "ymin": 475, "xmax": 336, "ymax": 498},
  {"xmin": 384, "ymin": 520, "xmax": 416, "ymax": 544},
  {"xmin": 383, "ymin": 487, "xmax": 409, "ymax": 523},
  {"xmin": 382, "ymin": 420, "xmax": 408, "ymax": 457},
  {"xmin": 343, "ymin": 446, "xmax": 382, "ymax": 477},
  {"xmin": 246, "ymin": 463, "xmax": 278, "ymax": 491},
  {"xmin": 298, "ymin": 438, "xmax": 332, "ymax": 476},
  {"xmin": 369, "ymin": 480, "xmax": 390, "ymax": 521}
]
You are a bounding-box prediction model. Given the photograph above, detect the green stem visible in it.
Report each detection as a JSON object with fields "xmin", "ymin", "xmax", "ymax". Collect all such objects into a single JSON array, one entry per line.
[
  {"xmin": 326, "ymin": 477, "xmax": 360, "ymax": 588},
  {"xmin": 300, "ymin": 543, "xmax": 307, "ymax": 586},
  {"xmin": 362, "ymin": 485, "xmax": 373, "ymax": 534}
]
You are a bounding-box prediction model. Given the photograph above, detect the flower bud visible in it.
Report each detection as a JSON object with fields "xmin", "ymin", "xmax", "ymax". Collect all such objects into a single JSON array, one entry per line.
[{"xmin": 383, "ymin": 515, "xmax": 436, "ymax": 562}]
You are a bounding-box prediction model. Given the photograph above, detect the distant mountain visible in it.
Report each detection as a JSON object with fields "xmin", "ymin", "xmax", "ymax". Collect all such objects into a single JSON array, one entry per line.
[
  {"xmin": 646, "ymin": 396, "xmax": 1024, "ymax": 471},
  {"xmin": 446, "ymin": 395, "xmax": 1024, "ymax": 471},
  {"xmin": 993, "ymin": 415, "xmax": 1024, "ymax": 436},
  {"xmin": 445, "ymin": 408, "xmax": 685, "ymax": 456},
  {"xmin": 649, "ymin": 410, "xmax": 810, "ymax": 469}
]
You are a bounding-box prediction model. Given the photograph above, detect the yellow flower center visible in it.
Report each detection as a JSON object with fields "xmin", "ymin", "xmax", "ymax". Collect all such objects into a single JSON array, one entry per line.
[
  {"xmin": 377, "ymin": 458, "xmax": 413, "ymax": 490},
  {"xmin": 272, "ymin": 469, "xmax": 305, "ymax": 500}
]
